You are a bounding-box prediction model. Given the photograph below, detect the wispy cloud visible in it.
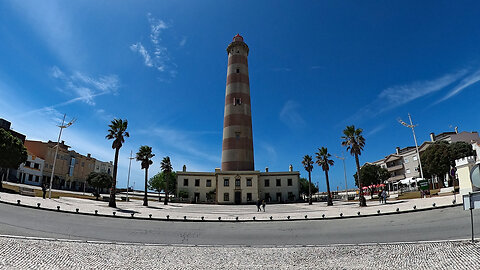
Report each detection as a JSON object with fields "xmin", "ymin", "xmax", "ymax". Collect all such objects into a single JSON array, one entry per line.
[
  {"xmin": 435, "ymin": 68, "xmax": 480, "ymax": 104},
  {"xmin": 365, "ymin": 125, "xmax": 386, "ymax": 137},
  {"xmin": 130, "ymin": 13, "xmax": 175, "ymax": 76},
  {"xmin": 273, "ymin": 67, "xmax": 292, "ymax": 72},
  {"xmin": 179, "ymin": 36, "xmax": 187, "ymax": 47},
  {"xmin": 279, "ymin": 100, "xmax": 306, "ymax": 129},
  {"xmin": 50, "ymin": 66, "xmax": 119, "ymax": 106}
]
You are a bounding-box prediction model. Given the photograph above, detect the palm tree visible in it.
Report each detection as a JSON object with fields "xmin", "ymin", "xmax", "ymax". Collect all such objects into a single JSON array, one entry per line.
[
  {"xmin": 136, "ymin": 145, "xmax": 154, "ymax": 206},
  {"xmin": 105, "ymin": 119, "xmax": 129, "ymax": 208},
  {"xmin": 315, "ymin": 147, "xmax": 334, "ymax": 206},
  {"xmin": 161, "ymin": 156, "xmax": 173, "ymax": 205},
  {"xmin": 302, "ymin": 155, "xmax": 314, "ymax": 205},
  {"xmin": 341, "ymin": 125, "xmax": 366, "ymax": 206}
]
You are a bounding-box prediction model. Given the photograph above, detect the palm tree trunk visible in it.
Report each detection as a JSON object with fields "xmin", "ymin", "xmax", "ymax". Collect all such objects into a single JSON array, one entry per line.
[
  {"xmin": 164, "ymin": 191, "xmax": 169, "ymax": 205},
  {"xmin": 109, "ymin": 147, "xmax": 120, "ymax": 208},
  {"xmin": 308, "ymin": 170, "xmax": 312, "ymax": 205},
  {"xmin": 143, "ymin": 167, "xmax": 149, "ymax": 206},
  {"xmin": 354, "ymin": 153, "xmax": 366, "ymax": 206},
  {"xmin": 325, "ymin": 170, "xmax": 333, "ymax": 206}
]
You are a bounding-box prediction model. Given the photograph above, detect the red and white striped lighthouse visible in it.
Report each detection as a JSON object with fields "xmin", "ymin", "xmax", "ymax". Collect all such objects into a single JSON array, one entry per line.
[{"xmin": 221, "ymin": 34, "xmax": 254, "ymax": 171}]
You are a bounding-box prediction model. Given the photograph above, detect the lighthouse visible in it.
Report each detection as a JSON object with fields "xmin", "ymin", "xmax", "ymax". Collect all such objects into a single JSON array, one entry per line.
[{"xmin": 221, "ymin": 34, "xmax": 254, "ymax": 171}]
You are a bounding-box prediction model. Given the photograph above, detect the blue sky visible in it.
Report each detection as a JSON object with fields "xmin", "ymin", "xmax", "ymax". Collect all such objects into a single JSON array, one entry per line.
[{"xmin": 1, "ymin": 1, "xmax": 480, "ymax": 191}]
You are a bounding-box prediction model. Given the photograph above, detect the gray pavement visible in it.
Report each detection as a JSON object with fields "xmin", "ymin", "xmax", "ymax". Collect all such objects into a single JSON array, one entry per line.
[{"xmin": 0, "ymin": 235, "xmax": 478, "ymax": 269}]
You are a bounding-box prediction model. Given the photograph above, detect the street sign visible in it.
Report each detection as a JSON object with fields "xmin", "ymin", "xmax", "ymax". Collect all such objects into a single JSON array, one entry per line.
[
  {"xmin": 463, "ymin": 191, "xmax": 480, "ymax": 210},
  {"xmin": 470, "ymin": 164, "xmax": 480, "ymax": 189},
  {"xmin": 418, "ymin": 179, "xmax": 429, "ymax": 191}
]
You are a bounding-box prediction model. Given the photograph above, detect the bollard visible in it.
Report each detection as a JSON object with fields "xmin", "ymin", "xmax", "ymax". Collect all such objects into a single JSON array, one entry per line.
[
  {"xmin": 287, "ymin": 216, "xmax": 290, "ymax": 220},
  {"xmin": 304, "ymin": 215, "xmax": 308, "ymax": 219},
  {"xmin": 184, "ymin": 216, "xmax": 187, "ymax": 220},
  {"xmin": 37, "ymin": 203, "xmax": 41, "ymax": 208},
  {"xmin": 149, "ymin": 214, "xmax": 152, "ymax": 219},
  {"xmin": 396, "ymin": 208, "xmax": 399, "ymax": 212},
  {"xmin": 413, "ymin": 205, "xmax": 416, "ymax": 210},
  {"xmin": 57, "ymin": 206, "xmax": 60, "ymax": 211},
  {"xmin": 113, "ymin": 211, "xmax": 116, "ymax": 216},
  {"xmin": 17, "ymin": 200, "xmax": 21, "ymax": 205},
  {"xmin": 452, "ymin": 200, "xmax": 456, "ymax": 204},
  {"xmin": 322, "ymin": 214, "xmax": 325, "ymax": 218},
  {"xmin": 236, "ymin": 217, "xmax": 239, "ymax": 221},
  {"xmin": 270, "ymin": 216, "xmax": 273, "ymax": 220},
  {"xmin": 166, "ymin": 215, "xmax": 170, "ymax": 220},
  {"xmin": 432, "ymin": 203, "xmax": 436, "ymax": 207},
  {"xmin": 253, "ymin": 216, "xmax": 256, "ymax": 221},
  {"xmin": 377, "ymin": 210, "xmax": 381, "ymax": 214},
  {"xmin": 218, "ymin": 217, "xmax": 221, "ymax": 221},
  {"xmin": 131, "ymin": 213, "xmax": 134, "ymax": 218},
  {"xmin": 357, "ymin": 211, "xmax": 361, "ymax": 216},
  {"xmin": 95, "ymin": 210, "xmax": 98, "ymax": 215},
  {"xmin": 76, "ymin": 208, "xmax": 79, "ymax": 213},
  {"xmin": 340, "ymin": 213, "xmax": 343, "ymax": 217},
  {"xmin": 201, "ymin": 216, "xmax": 204, "ymax": 221}
]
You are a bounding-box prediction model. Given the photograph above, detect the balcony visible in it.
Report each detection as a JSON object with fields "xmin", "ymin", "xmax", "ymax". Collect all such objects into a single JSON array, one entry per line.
[
  {"xmin": 387, "ymin": 164, "xmax": 404, "ymax": 172},
  {"xmin": 388, "ymin": 174, "xmax": 405, "ymax": 182}
]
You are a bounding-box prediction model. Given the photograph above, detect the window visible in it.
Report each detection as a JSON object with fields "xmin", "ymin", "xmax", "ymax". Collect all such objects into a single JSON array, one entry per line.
[
  {"xmin": 406, "ymin": 168, "xmax": 411, "ymax": 174},
  {"xmin": 34, "ymin": 163, "xmax": 40, "ymax": 169},
  {"xmin": 233, "ymin": 98, "xmax": 242, "ymax": 106},
  {"xmin": 195, "ymin": 179, "xmax": 200, "ymax": 187},
  {"xmin": 247, "ymin": 193, "xmax": 252, "ymax": 201},
  {"xmin": 287, "ymin": 179, "xmax": 292, "ymax": 186},
  {"xmin": 246, "ymin": 178, "xmax": 252, "ymax": 187},
  {"xmin": 206, "ymin": 179, "xmax": 212, "ymax": 187},
  {"xmin": 28, "ymin": 174, "xmax": 33, "ymax": 182},
  {"xmin": 288, "ymin": 192, "xmax": 294, "ymax": 201},
  {"xmin": 224, "ymin": 193, "xmax": 230, "ymax": 201},
  {"xmin": 25, "ymin": 161, "xmax": 31, "ymax": 167},
  {"xmin": 183, "ymin": 179, "xmax": 189, "ymax": 186},
  {"xmin": 235, "ymin": 178, "xmax": 241, "ymax": 187},
  {"xmin": 276, "ymin": 179, "xmax": 281, "ymax": 187},
  {"xmin": 415, "ymin": 167, "xmax": 419, "ymax": 172},
  {"xmin": 264, "ymin": 179, "xmax": 270, "ymax": 187},
  {"xmin": 413, "ymin": 156, "xmax": 418, "ymax": 161},
  {"xmin": 404, "ymin": 158, "xmax": 409, "ymax": 164},
  {"xmin": 265, "ymin": 193, "xmax": 271, "ymax": 201},
  {"xmin": 35, "ymin": 175, "xmax": 39, "ymax": 182},
  {"xmin": 236, "ymin": 68, "xmax": 240, "ymax": 73},
  {"xmin": 224, "ymin": 178, "xmax": 229, "ymax": 187}
]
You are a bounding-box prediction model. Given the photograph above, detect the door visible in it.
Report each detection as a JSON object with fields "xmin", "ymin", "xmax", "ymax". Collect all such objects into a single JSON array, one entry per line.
[
  {"xmin": 194, "ymin": 193, "xmax": 200, "ymax": 203},
  {"xmin": 234, "ymin": 191, "xmax": 241, "ymax": 204}
]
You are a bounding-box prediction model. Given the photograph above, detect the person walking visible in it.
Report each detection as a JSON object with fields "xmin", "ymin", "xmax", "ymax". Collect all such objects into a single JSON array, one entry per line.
[
  {"xmin": 256, "ymin": 199, "xmax": 261, "ymax": 212},
  {"xmin": 382, "ymin": 190, "xmax": 387, "ymax": 204},
  {"xmin": 41, "ymin": 183, "xmax": 47, "ymax": 199},
  {"xmin": 378, "ymin": 190, "xmax": 383, "ymax": 204},
  {"xmin": 262, "ymin": 200, "xmax": 266, "ymax": 212}
]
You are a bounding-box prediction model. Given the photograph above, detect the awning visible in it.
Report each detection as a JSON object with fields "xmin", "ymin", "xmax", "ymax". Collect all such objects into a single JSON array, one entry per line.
[{"xmin": 399, "ymin": 177, "xmax": 417, "ymax": 185}]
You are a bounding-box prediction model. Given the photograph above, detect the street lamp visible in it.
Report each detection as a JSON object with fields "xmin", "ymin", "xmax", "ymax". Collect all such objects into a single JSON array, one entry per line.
[
  {"xmin": 48, "ymin": 114, "xmax": 76, "ymax": 199},
  {"xmin": 334, "ymin": 153, "xmax": 348, "ymax": 201},
  {"xmin": 126, "ymin": 150, "xmax": 134, "ymax": 202},
  {"xmin": 398, "ymin": 113, "xmax": 424, "ymax": 189}
]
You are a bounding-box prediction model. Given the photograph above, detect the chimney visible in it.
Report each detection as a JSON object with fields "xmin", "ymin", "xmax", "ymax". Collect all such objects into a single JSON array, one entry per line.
[
  {"xmin": 455, "ymin": 126, "xmax": 458, "ymax": 134},
  {"xmin": 430, "ymin": 132, "xmax": 435, "ymax": 142},
  {"xmin": 289, "ymin": 164, "xmax": 293, "ymax": 172},
  {"xmin": 395, "ymin": 147, "xmax": 400, "ymax": 155},
  {"xmin": 87, "ymin": 153, "xmax": 91, "ymax": 158},
  {"xmin": 182, "ymin": 164, "xmax": 186, "ymax": 172},
  {"xmin": 265, "ymin": 167, "xmax": 269, "ymax": 172},
  {"xmin": 61, "ymin": 140, "xmax": 65, "ymax": 145}
]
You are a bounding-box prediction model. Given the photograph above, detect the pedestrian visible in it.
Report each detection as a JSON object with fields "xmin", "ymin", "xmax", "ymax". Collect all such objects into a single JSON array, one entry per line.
[
  {"xmin": 378, "ymin": 190, "xmax": 383, "ymax": 204},
  {"xmin": 382, "ymin": 190, "xmax": 387, "ymax": 204},
  {"xmin": 42, "ymin": 183, "xmax": 47, "ymax": 199},
  {"xmin": 262, "ymin": 200, "xmax": 266, "ymax": 212},
  {"xmin": 256, "ymin": 199, "xmax": 261, "ymax": 212}
]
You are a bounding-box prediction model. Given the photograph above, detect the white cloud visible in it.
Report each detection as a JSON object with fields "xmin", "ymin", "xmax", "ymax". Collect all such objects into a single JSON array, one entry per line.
[
  {"xmin": 130, "ymin": 42, "xmax": 153, "ymax": 67},
  {"xmin": 365, "ymin": 125, "xmax": 386, "ymax": 137},
  {"xmin": 279, "ymin": 100, "xmax": 306, "ymax": 129},
  {"xmin": 179, "ymin": 36, "xmax": 187, "ymax": 47},
  {"xmin": 436, "ymin": 68, "xmax": 480, "ymax": 104}
]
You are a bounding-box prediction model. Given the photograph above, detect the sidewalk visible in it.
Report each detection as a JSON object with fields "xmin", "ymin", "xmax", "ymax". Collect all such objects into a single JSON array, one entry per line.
[{"xmin": 0, "ymin": 190, "xmax": 461, "ymax": 221}]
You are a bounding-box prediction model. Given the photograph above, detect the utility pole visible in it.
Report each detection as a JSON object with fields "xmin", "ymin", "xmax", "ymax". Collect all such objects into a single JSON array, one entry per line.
[
  {"xmin": 398, "ymin": 113, "xmax": 424, "ymax": 189},
  {"xmin": 48, "ymin": 114, "xmax": 76, "ymax": 199},
  {"xmin": 126, "ymin": 150, "xmax": 134, "ymax": 202},
  {"xmin": 334, "ymin": 153, "xmax": 348, "ymax": 201}
]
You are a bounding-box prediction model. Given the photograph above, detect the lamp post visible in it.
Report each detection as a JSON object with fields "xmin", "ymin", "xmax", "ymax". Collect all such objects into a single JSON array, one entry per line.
[
  {"xmin": 398, "ymin": 113, "xmax": 424, "ymax": 189},
  {"xmin": 48, "ymin": 114, "xmax": 76, "ymax": 199},
  {"xmin": 334, "ymin": 153, "xmax": 348, "ymax": 201},
  {"xmin": 126, "ymin": 150, "xmax": 134, "ymax": 202}
]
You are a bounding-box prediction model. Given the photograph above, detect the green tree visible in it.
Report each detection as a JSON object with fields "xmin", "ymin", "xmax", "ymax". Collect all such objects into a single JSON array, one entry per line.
[
  {"xmin": 136, "ymin": 145, "xmax": 154, "ymax": 206},
  {"xmin": 86, "ymin": 172, "xmax": 113, "ymax": 200},
  {"xmin": 353, "ymin": 164, "xmax": 390, "ymax": 199},
  {"xmin": 341, "ymin": 125, "xmax": 366, "ymax": 206},
  {"xmin": 105, "ymin": 119, "xmax": 129, "ymax": 208},
  {"xmin": 299, "ymin": 177, "xmax": 318, "ymax": 199},
  {"xmin": 0, "ymin": 129, "xmax": 27, "ymax": 191},
  {"xmin": 301, "ymin": 155, "xmax": 314, "ymax": 205},
  {"xmin": 420, "ymin": 141, "xmax": 450, "ymax": 188},
  {"xmin": 148, "ymin": 171, "xmax": 177, "ymax": 202},
  {"xmin": 449, "ymin": 141, "xmax": 475, "ymax": 166},
  {"xmin": 148, "ymin": 172, "xmax": 163, "ymax": 201},
  {"xmin": 160, "ymin": 156, "xmax": 173, "ymax": 205},
  {"xmin": 316, "ymin": 147, "xmax": 334, "ymax": 206}
]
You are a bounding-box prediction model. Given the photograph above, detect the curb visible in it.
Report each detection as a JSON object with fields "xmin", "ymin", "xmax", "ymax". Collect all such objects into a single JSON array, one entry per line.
[{"xmin": 0, "ymin": 198, "xmax": 462, "ymax": 223}]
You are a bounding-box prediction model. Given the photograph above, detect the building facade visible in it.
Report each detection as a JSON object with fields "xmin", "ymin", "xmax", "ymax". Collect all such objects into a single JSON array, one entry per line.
[
  {"xmin": 16, "ymin": 153, "xmax": 45, "ymax": 186},
  {"xmin": 176, "ymin": 35, "xmax": 300, "ymax": 204}
]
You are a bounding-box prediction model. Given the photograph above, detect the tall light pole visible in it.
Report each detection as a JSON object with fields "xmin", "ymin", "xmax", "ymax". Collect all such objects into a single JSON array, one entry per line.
[
  {"xmin": 126, "ymin": 150, "xmax": 134, "ymax": 202},
  {"xmin": 334, "ymin": 153, "xmax": 348, "ymax": 201},
  {"xmin": 398, "ymin": 113, "xmax": 424, "ymax": 189},
  {"xmin": 48, "ymin": 114, "xmax": 76, "ymax": 199}
]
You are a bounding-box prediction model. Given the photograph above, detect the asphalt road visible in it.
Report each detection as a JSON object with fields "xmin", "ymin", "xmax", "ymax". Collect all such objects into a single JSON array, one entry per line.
[{"xmin": 0, "ymin": 203, "xmax": 478, "ymax": 245}]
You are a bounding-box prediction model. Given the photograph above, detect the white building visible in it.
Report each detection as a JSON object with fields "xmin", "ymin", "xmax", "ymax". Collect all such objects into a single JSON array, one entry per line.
[
  {"xmin": 94, "ymin": 160, "xmax": 113, "ymax": 176},
  {"xmin": 16, "ymin": 153, "xmax": 45, "ymax": 186}
]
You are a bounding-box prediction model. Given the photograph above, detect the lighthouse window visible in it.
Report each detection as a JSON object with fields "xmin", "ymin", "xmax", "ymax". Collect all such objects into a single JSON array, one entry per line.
[
  {"xmin": 234, "ymin": 98, "xmax": 242, "ymax": 106},
  {"xmin": 236, "ymin": 68, "xmax": 240, "ymax": 73}
]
